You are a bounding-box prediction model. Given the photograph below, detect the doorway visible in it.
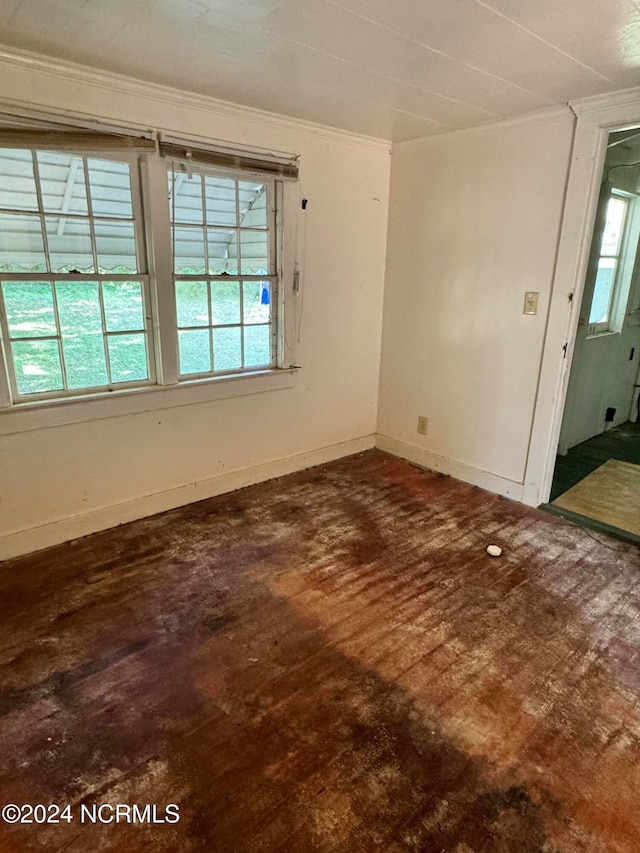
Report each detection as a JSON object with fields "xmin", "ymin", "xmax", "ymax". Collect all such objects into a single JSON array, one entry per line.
[{"xmin": 546, "ymin": 127, "xmax": 640, "ymax": 541}]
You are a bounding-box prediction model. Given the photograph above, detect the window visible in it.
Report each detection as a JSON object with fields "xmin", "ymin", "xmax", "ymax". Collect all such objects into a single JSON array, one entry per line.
[
  {"xmin": 0, "ymin": 149, "xmax": 152, "ymax": 399},
  {"xmin": 0, "ymin": 130, "xmax": 297, "ymax": 409},
  {"xmin": 169, "ymin": 164, "xmax": 276, "ymax": 376},
  {"xmin": 588, "ymin": 192, "xmax": 630, "ymax": 334}
]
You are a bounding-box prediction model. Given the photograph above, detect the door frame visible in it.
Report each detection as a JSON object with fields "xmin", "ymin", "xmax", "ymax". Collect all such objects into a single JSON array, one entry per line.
[{"xmin": 523, "ymin": 88, "xmax": 640, "ymax": 506}]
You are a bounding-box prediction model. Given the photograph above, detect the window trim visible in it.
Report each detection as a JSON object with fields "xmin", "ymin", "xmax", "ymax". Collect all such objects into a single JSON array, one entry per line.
[
  {"xmin": 0, "ymin": 366, "xmax": 298, "ymax": 436},
  {"xmin": 0, "ymin": 126, "xmax": 301, "ymax": 417}
]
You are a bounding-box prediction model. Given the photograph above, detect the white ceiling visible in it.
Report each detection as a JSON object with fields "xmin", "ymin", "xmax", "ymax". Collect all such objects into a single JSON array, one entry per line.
[{"xmin": 1, "ymin": 0, "xmax": 640, "ymax": 141}]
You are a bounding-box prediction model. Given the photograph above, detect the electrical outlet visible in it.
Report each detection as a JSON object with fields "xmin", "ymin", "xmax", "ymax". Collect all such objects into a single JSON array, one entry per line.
[
  {"xmin": 523, "ymin": 291, "xmax": 539, "ymax": 315},
  {"xmin": 417, "ymin": 416, "xmax": 428, "ymax": 435}
]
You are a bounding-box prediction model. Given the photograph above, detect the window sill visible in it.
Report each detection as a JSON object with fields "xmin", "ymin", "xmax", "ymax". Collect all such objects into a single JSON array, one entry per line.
[
  {"xmin": 586, "ymin": 329, "xmax": 619, "ymax": 340},
  {"xmin": 0, "ymin": 368, "xmax": 298, "ymax": 436}
]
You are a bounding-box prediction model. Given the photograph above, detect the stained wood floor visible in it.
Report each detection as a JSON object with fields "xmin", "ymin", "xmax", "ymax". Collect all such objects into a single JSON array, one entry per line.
[{"xmin": 1, "ymin": 450, "xmax": 640, "ymax": 852}]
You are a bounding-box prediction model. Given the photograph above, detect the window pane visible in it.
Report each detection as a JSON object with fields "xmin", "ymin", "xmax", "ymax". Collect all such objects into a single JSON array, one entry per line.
[
  {"xmin": 244, "ymin": 324, "xmax": 270, "ymax": 367},
  {"xmin": 590, "ymin": 258, "xmax": 616, "ymax": 324},
  {"xmin": 107, "ymin": 333, "xmax": 148, "ymax": 383},
  {"xmin": 178, "ymin": 328, "xmax": 211, "ymax": 374},
  {"xmin": 204, "ymin": 176, "xmax": 236, "ymax": 226},
  {"xmin": 0, "ymin": 149, "xmax": 38, "ymax": 211},
  {"xmin": 243, "ymin": 281, "xmax": 270, "ymax": 325},
  {"xmin": 0, "ymin": 212, "xmax": 46, "ymax": 272},
  {"xmin": 45, "ymin": 217, "xmax": 94, "ymax": 273},
  {"xmin": 208, "ymin": 229, "xmax": 238, "ymax": 274},
  {"xmin": 240, "ymin": 231, "xmax": 269, "ymax": 274},
  {"xmin": 37, "ymin": 151, "xmax": 88, "ymax": 216},
  {"xmin": 94, "ymin": 219, "xmax": 138, "ymax": 273},
  {"xmin": 211, "ymin": 280, "xmax": 240, "ymax": 325},
  {"xmin": 87, "ymin": 158, "xmax": 133, "ymax": 219},
  {"xmin": 213, "ymin": 326, "xmax": 241, "ymax": 371},
  {"xmin": 169, "ymin": 171, "xmax": 203, "ymax": 224},
  {"xmin": 601, "ymin": 197, "xmax": 627, "ymax": 255},
  {"xmin": 56, "ymin": 281, "xmax": 108, "ymax": 389},
  {"xmin": 63, "ymin": 332, "xmax": 108, "ymax": 389},
  {"xmin": 176, "ymin": 280, "xmax": 209, "ymax": 327},
  {"xmin": 56, "ymin": 281, "xmax": 102, "ymax": 336},
  {"xmin": 238, "ymin": 182, "xmax": 267, "ymax": 229},
  {"xmin": 103, "ymin": 281, "xmax": 144, "ymax": 332},
  {"xmin": 12, "ymin": 339, "xmax": 63, "ymax": 394},
  {"xmin": 174, "ymin": 226, "xmax": 205, "ymax": 274},
  {"xmin": 2, "ymin": 281, "xmax": 57, "ymax": 338}
]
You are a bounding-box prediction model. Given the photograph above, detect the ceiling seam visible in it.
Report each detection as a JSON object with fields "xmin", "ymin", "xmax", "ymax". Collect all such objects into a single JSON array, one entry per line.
[
  {"xmin": 261, "ymin": 26, "xmax": 501, "ymax": 120},
  {"xmin": 322, "ymin": 0, "xmax": 560, "ymax": 102},
  {"xmin": 472, "ymin": 0, "xmax": 616, "ymax": 83}
]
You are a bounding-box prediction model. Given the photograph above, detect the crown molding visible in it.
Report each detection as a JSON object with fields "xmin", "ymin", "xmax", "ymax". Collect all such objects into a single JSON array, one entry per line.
[
  {"xmin": 392, "ymin": 104, "xmax": 573, "ymax": 150},
  {"xmin": 0, "ymin": 45, "xmax": 392, "ymax": 153},
  {"xmin": 570, "ymin": 85, "xmax": 640, "ymax": 118}
]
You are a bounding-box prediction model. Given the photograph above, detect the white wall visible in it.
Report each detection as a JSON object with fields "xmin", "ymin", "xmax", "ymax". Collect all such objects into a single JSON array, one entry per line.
[
  {"xmin": 377, "ymin": 109, "xmax": 575, "ymax": 499},
  {"xmin": 0, "ymin": 52, "xmax": 391, "ymax": 559}
]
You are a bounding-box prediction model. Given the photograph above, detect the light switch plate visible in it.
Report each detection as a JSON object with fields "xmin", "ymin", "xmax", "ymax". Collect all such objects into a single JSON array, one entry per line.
[{"xmin": 523, "ymin": 292, "xmax": 539, "ymax": 315}]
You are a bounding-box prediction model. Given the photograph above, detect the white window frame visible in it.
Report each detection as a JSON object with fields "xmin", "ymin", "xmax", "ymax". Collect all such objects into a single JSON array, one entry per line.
[
  {"xmin": 167, "ymin": 159, "xmax": 280, "ymax": 380},
  {"xmin": 0, "ymin": 147, "xmax": 157, "ymax": 403},
  {"xmin": 0, "ymin": 126, "xmax": 300, "ymax": 433},
  {"xmin": 588, "ymin": 190, "xmax": 633, "ymax": 335}
]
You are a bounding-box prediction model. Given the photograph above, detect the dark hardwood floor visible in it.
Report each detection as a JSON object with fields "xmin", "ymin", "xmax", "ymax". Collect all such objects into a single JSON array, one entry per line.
[
  {"xmin": 551, "ymin": 420, "xmax": 640, "ymax": 501},
  {"xmin": 1, "ymin": 450, "xmax": 640, "ymax": 851}
]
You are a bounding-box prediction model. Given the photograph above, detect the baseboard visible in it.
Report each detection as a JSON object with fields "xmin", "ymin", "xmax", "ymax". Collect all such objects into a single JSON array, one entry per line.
[
  {"xmin": 0, "ymin": 434, "xmax": 376, "ymax": 561},
  {"xmin": 375, "ymin": 434, "xmax": 524, "ymax": 502}
]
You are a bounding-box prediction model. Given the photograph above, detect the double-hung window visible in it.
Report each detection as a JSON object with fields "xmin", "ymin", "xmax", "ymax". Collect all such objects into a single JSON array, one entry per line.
[
  {"xmin": 0, "ymin": 147, "xmax": 153, "ymax": 399},
  {"xmin": 169, "ymin": 162, "xmax": 277, "ymax": 376},
  {"xmin": 0, "ymin": 127, "xmax": 298, "ymax": 411}
]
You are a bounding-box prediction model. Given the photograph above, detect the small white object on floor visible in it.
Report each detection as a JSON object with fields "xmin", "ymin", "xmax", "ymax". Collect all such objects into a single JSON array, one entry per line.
[{"xmin": 486, "ymin": 544, "xmax": 502, "ymax": 557}]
